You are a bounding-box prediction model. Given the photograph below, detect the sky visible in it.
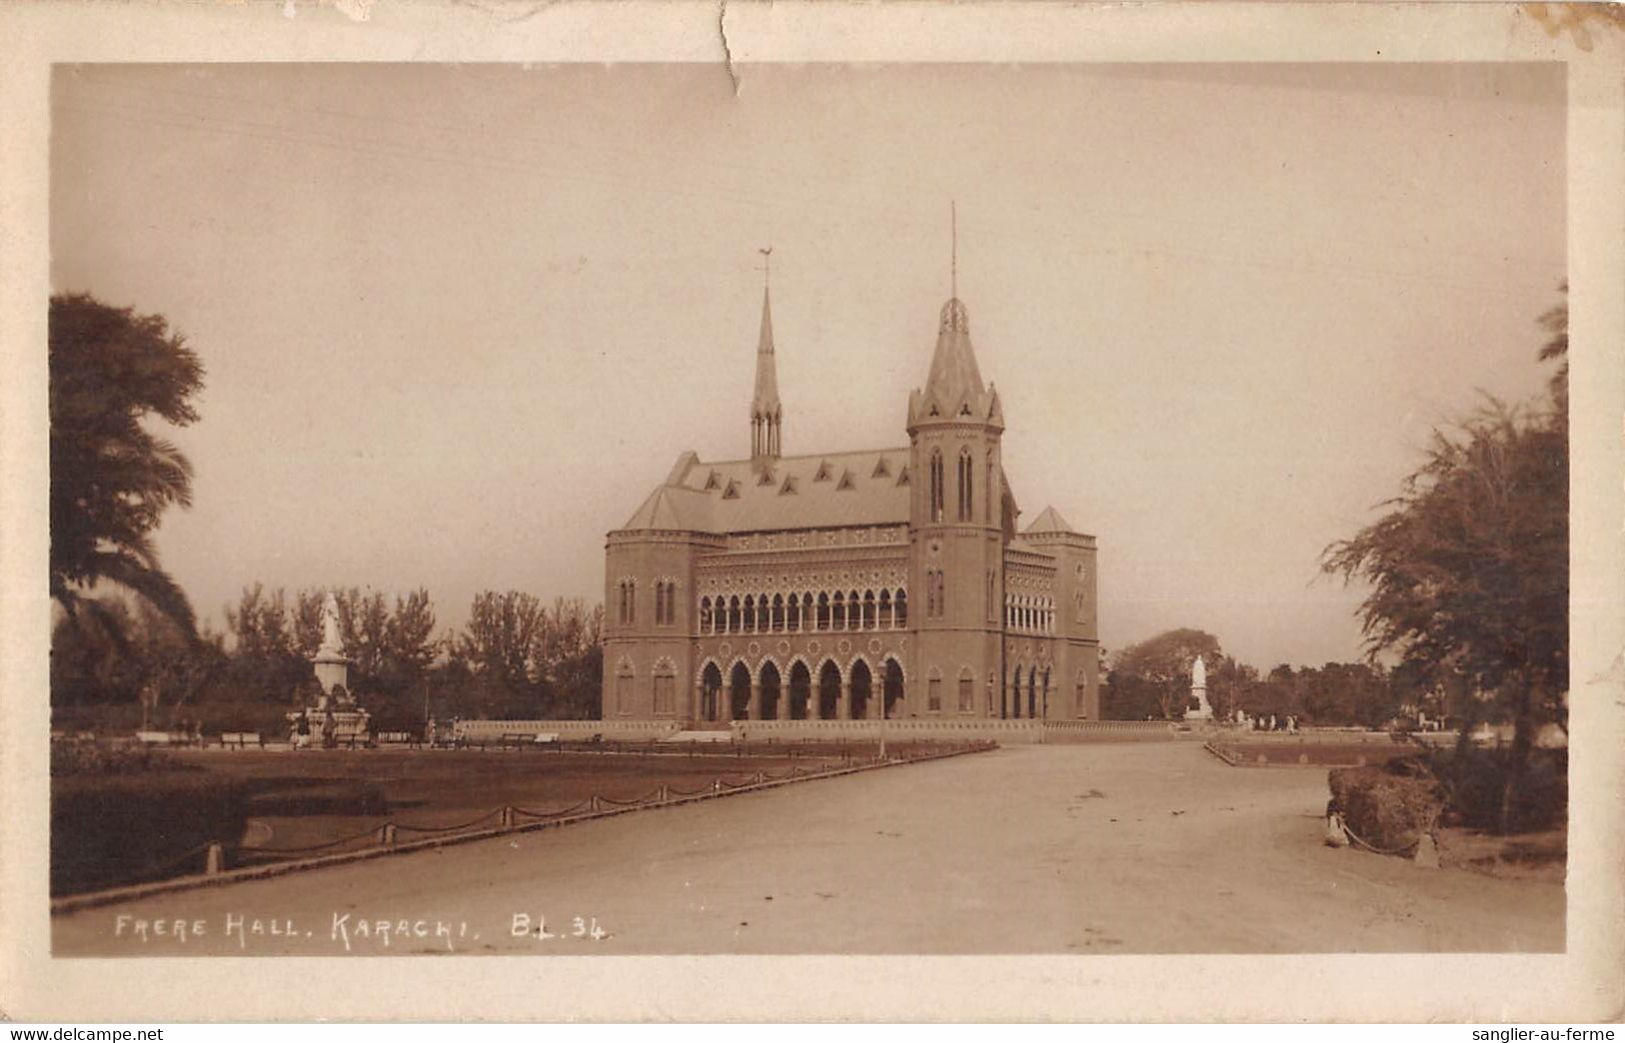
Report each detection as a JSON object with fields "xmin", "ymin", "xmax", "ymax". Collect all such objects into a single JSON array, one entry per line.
[{"xmin": 49, "ymin": 62, "xmax": 1566, "ymax": 669}]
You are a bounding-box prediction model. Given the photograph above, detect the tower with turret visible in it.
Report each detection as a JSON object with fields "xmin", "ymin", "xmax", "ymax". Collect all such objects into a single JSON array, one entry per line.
[{"xmin": 600, "ymin": 235, "xmax": 1099, "ymax": 727}]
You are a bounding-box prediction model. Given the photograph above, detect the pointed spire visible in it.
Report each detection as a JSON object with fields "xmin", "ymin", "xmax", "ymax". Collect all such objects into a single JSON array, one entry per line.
[
  {"xmin": 909, "ymin": 206, "xmax": 998, "ymax": 430},
  {"xmin": 750, "ymin": 248, "xmax": 782, "ymax": 462},
  {"xmin": 752, "ymin": 286, "xmax": 780, "ymax": 411}
]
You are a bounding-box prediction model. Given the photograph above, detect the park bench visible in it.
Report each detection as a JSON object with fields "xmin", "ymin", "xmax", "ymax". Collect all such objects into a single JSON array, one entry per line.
[
  {"xmin": 219, "ymin": 732, "xmax": 263, "ymax": 749},
  {"xmin": 135, "ymin": 730, "xmax": 172, "ymax": 746},
  {"xmin": 497, "ymin": 732, "xmax": 558, "ymax": 749}
]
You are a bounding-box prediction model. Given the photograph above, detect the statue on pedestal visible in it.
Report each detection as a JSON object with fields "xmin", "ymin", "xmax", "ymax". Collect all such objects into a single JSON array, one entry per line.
[
  {"xmin": 289, "ymin": 591, "xmax": 372, "ymax": 748},
  {"xmin": 1188, "ymin": 654, "xmax": 1214, "ymax": 721}
]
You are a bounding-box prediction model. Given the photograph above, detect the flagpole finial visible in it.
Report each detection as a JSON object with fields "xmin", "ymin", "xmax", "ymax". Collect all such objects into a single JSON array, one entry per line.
[{"xmin": 758, "ymin": 245, "xmax": 773, "ymax": 291}]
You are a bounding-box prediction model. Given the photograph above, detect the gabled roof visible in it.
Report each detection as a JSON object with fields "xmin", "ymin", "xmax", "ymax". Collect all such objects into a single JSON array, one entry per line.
[
  {"xmin": 618, "ymin": 448, "xmax": 911, "ymax": 533},
  {"xmin": 1023, "ymin": 505, "xmax": 1075, "ymax": 535}
]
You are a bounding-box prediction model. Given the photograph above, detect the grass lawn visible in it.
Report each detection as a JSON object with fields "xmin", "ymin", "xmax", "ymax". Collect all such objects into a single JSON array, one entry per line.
[{"xmin": 167, "ymin": 746, "xmax": 883, "ymax": 859}]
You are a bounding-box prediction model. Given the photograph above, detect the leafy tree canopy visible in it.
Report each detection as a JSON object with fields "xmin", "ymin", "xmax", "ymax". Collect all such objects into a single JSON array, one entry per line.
[{"xmin": 50, "ymin": 293, "xmax": 204, "ymax": 637}]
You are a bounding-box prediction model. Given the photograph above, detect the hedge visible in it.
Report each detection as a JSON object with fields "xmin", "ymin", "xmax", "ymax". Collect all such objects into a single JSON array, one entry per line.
[
  {"xmin": 1328, "ymin": 760, "xmax": 1444, "ymax": 852},
  {"xmin": 52, "ymin": 771, "xmax": 250, "ymax": 896}
]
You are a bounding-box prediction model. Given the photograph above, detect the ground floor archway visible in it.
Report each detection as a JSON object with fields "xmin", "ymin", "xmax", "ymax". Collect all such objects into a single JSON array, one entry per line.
[
  {"xmin": 700, "ymin": 662, "xmax": 723, "ymax": 722},
  {"xmin": 850, "ymin": 660, "xmax": 873, "ymax": 720},
  {"xmin": 882, "ymin": 659, "xmax": 905, "ymax": 719},
  {"xmin": 818, "ymin": 660, "xmax": 841, "ymax": 720},
  {"xmin": 760, "ymin": 661, "xmax": 783, "ymax": 720},
  {"xmin": 788, "ymin": 661, "xmax": 812, "ymax": 720},
  {"xmin": 729, "ymin": 662, "xmax": 752, "ymax": 720}
]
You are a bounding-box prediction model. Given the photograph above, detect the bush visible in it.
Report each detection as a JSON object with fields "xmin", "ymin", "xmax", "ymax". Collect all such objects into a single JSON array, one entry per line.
[
  {"xmin": 1328, "ymin": 761, "xmax": 1445, "ymax": 852},
  {"xmin": 1428, "ymin": 745, "xmax": 1567, "ymax": 833},
  {"xmin": 50, "ymin": 738, "xmax": 195, "ymax": 777},
  {"xmin": 52, "ymin": 770, "xmax": 250, "ymax": 895}
]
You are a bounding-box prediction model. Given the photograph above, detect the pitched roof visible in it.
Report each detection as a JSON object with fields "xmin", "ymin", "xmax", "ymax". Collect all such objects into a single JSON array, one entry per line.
[
  {"xmin": 620, "ymin": 484, "xmax": 716, "ymax": 531},
  {"xmin": 618, "ymin": 448, "xmax": 912, "ymax": 533},
  {"xmin": 924, "ymin": 297, "xmax": 983, "ymax": 408},
  {"xmin": 909, "ymin": 297, "xmax": 1002, "ymax": 427},
  {"xmin": 1023, "ymin": 505, "xmax": 1074, "ymax": 534}
]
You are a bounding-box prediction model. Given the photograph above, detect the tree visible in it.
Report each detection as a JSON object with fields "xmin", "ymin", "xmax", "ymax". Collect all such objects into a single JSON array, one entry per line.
[
  {"xmin": 1323, "ymin": 301, "xmax": 1568, "ymax": 831},
  {"xmin": 49, "ymin": 294, "xmax": 204, "ymax": 638},
  {"xmin": 222, "ymin": 584, "xmax": 312, "ymax": 703},
  {"xmin": 1107, "ymin": 628, "xmax": 1223, "ymax": 720}
]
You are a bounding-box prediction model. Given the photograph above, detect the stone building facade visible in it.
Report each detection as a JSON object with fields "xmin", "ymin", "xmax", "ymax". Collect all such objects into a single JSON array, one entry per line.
[{"xmin": 601, "ymin": 283, "xmax": 1099, "ymax": 725}]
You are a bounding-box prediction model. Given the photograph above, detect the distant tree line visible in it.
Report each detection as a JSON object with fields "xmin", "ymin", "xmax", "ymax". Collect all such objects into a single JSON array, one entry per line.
[
  {"xmin": 51, "ymin": 585, "xmax": 605, "ymax": 734},
  {"xmin": 1099, "ymin": 627, "xmax": 1429, "ymax": 729}
]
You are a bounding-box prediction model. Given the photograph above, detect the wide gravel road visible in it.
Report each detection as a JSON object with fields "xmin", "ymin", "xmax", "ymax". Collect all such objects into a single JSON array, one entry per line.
[{"xmin": 52, "ymin": 743, "xmax": 1563, "ymax": 956}]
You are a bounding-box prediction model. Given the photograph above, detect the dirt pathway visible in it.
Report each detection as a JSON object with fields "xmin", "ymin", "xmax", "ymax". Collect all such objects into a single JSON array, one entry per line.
[{"xmin": 51, "ymin": 743, "xmax": 1562, "ymax": 956}]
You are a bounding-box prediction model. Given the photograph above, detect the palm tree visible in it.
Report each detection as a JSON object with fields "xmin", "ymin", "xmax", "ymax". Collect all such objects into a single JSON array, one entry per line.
[{"xmin": 49, "ymin": 293, "xmax": 204, "ymax": 640}]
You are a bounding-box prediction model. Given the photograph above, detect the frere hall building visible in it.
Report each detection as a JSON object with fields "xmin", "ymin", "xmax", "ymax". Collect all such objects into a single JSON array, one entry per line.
[{"xmin": 601, "ymin": 274, "xmax": 1100, "ymax": 725}]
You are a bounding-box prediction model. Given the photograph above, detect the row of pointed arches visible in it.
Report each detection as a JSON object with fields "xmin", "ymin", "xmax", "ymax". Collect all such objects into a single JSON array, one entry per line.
[
  {"xmin": 1002, "ymin": 663, "xmax": 1053, "ymax": 720},
  {"xmin": 696, "ymin": 588, "xmax": 907, "ymax": 635},
  {"xmin": 697, "ymin": 656, "xmax": 905, "ymax": 722}
]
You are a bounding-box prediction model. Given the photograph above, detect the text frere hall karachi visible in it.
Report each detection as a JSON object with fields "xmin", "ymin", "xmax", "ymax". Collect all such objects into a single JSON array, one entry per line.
[{"xmin": 600, "ymin": 278, "xmax": 1100, "ymax": 727}]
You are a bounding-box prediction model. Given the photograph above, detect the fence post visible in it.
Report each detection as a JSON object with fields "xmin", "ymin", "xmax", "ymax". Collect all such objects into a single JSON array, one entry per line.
[
  {"xmin": 501, "ymin": 805, "xmax": 515, "ymax": 830},
  {"xmin": 589, "ymin": 795, "xmax": 601, "ymax": 812},
  {"xmin": 381, "ymin": 823, "xmax": 398, "ymax": 847},
  {"xmin": 204, "ymin": 842, "xmax": 225, "ymax": 875}
]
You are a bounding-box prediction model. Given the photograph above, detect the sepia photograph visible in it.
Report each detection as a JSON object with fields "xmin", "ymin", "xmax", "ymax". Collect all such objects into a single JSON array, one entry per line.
[{"xmin": 3, "ymin": 0, "xmax": 1622, "ymax": 1025}]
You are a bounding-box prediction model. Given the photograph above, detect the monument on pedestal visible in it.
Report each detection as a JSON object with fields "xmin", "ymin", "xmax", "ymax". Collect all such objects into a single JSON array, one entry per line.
[
  {"xmin": 1187, "ymin": 654, "xmax": 1214, "ymax": 721},
  {"xmin": 290, "ymin": 593, "xmax": 371, "ymax": 747}
]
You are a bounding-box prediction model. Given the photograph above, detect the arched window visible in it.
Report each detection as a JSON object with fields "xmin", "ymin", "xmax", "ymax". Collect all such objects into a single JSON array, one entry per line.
[
  {"xmin": 929, "ymin": 449, "xmax": 945, "ymax": 522},
  {"xmin": 894, "ymin": 589, "xmax": 908, "ymax": 628},
  {"xmin": 615, "ymin": 659, "xmax": 635, "ymax": 715},
  {"xmin": 985, "ymin": 570, "xmax": 996, "ymax": 622},
  {"xmin": 927, "ymin": 667, "xmax": 943, "ymax": 712},
  {"xmin": 986, "ymin": 452, "xmax": 995, "ymax": 525},
  {"xmin": 957, "ymin": 447, "xmax": 973, "ymax": 521},
  {"xmin": 699, "ymin": 596, "xmax": 712, "ymax": 633},
  {"xmin": 653, "ymin": 660, "xmax": 676, "ymax": 714},
  {"xmin": 862, "ymin": 590, "xmax": 876, "ymax": 630},
  {"xmin": 654, "ymin": 580, "xmax": 677, "ymax": 626},
  {"xmin": 958, "ymin": 667, "xmax": 975, "ymax": 712},
  {"xmin": 617, "ymin": 580, "xmax": 637, "ymax": 625},
  {"xmin": 772, "ymin": 593, "xmax": 785, "ymax": 632},
  {"xmin": 1076, "ymin": 668, "xmax": 1089, "ymax": 720},
  {"xmin": 817, "ymin": 592, "xmax": 830, "ymax": 631},
  {"xmin": 832, "ymin": 591, "xmax": 845, "ymax": 631}
]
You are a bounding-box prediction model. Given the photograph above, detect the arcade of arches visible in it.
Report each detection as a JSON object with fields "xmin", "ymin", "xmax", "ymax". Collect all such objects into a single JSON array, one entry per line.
[{"xmin": 693, "ymin": 656, "xmax": 1054, "ymax": 722}]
